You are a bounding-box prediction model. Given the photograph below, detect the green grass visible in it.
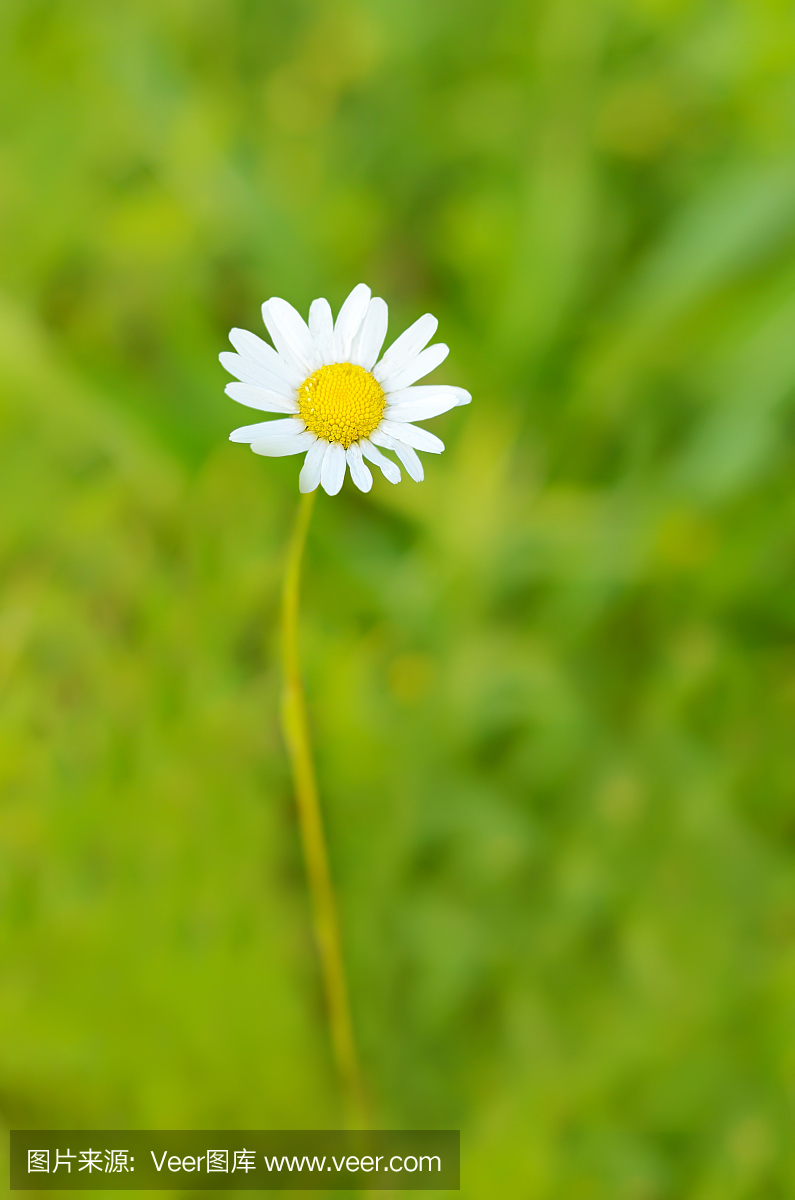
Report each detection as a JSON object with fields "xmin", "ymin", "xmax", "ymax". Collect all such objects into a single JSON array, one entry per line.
[{"xmin": 3, "ymin": 0, "xmax": 795, "ymax": 1196}]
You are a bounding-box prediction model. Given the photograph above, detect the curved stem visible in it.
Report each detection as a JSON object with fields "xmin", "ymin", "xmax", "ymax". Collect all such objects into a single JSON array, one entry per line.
[{"xmin": 280, "ymin": 489, "xmax": 367, "ymax": 1125}]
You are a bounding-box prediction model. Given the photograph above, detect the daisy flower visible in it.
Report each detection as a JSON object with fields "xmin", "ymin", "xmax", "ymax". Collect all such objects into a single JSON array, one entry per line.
[{"xmin": 220, "ymin": 283, "xmax": 470, "ymax": 495}]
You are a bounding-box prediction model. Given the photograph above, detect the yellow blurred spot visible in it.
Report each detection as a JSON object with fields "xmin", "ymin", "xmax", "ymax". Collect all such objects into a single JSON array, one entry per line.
[
  {"xmin": 105, "ymin": 193, "xmax": 190, "ymax": 263},
  {"xmin": 670, "ymin": 626, "xmax": 717, "ymax": 681},
  {"xmin": 264, "ymin": 66, "xmax": 334, "ymax": 137},
  {"xmin": 298, "ymin": 362, "xmax": 384, "ymax": 449},
  {"xmin": 727, "ymin": 1115, "xmax": 772, "ymax": 1171},
  {"xmin": 655, "ymin": 509, "xmax": 716, "ymax": 569},
  {"xmin": 597, "ymin": 79, "xmax": 676, "ymax": 160},
  {"xmin": 264, "ymin": 8, "xmax": 382, "ymax": 136},
  {"xmin": 388, "ymin": 653, "xmax": 435, "ymax": 704},
  {"xmin": 596, "ymin": 772, "xmax": 644, "ymax": 826}
]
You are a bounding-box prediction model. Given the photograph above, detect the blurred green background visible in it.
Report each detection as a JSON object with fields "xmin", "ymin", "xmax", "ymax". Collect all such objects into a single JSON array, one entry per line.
[{"xmin": 2, "ymin": 0, "xmax": 795, "ymax": 1196}]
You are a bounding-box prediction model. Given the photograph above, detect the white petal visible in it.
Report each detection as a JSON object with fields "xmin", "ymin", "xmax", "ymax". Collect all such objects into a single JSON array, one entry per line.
[
  {"xmin": 321, "ymin": 441, "xmax": 347, "ymax": 495},
  {"xmin": 372, "ymin": 431, "xmax": 424, "ymax": 481},
  {"xmin": 385, "ymin": 385, "xmax": 471, "ymax": 421},
  {"xmin": 230, "ymin": 417, "xmax": 306, "ymax": 443},
  {"xmin": 220, "ymin": 350, "xmax": 294, "ymax": 396},
  {"xmin": 308, "ymin": 297, "xmax": 333, "ymax": 340},
  {"xmin": 378, "ymin": 419, "xmax": 444, "ymax": 453},
  {"xmin": 299, "ymin": 439, "xmax": 328, "ymax": 493},
  {"xmin": 251, "ymin": 432, "xmax": 317, "ymax": 457},
  {"xmin": 360, "ymin": 438, "xmax": 401, "ymax": 484},
  {"xmin": 394, "ymin": 443, "xmax": 424, "ymax": 482},
  {"xmin": 224, "ymin": 382, "xmax": 298, "ymax": 414},
  {"xmin": 374, "ymin": 313, "xmax": 437, "ymax": 379},
  {"xmin": 228, "ymin": 329, "xmax": 303, "ymax": 388},
  {"xmin": 308, "ymin": 298, "xmax": 334, "ymax": 367},
  {"xmin": 220, "ymin": 351, "xmax": 272, "ymax": 387},
  {"xmin": 346, "ymin": 443, "xmax": 373, "ymax": 492},
  {"xmin": 262, "ymin": 298, "xmax": 315, "ymax": 376},
  {"xmin": 377, "ymin": 343, "xmax": 449, "ymax": 393},
  {"xmin": 333, "ymin": 284, "xmax": 371, "ymax": 360},
  {"xmin": 350, "ymin": 298, "xmax": 389, "ymax": 370}
]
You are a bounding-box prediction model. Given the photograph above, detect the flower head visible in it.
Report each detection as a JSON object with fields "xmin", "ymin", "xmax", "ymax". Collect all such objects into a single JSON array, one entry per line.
[{"xmin": 220, "ymin": 284, "xmax": 470, "ymax": 495}]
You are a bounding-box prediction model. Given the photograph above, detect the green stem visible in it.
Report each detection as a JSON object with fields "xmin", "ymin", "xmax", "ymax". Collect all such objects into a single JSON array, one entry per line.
[{"xmin": 279, "ymin": 489, "xmax": 367, "ymax": 1125}]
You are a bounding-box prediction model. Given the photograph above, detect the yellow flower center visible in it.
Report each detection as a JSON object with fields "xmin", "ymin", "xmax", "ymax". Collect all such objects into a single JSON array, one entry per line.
[{"xmin": 297, "ymin": 362, "xmax": 386, "ymax": 450}]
